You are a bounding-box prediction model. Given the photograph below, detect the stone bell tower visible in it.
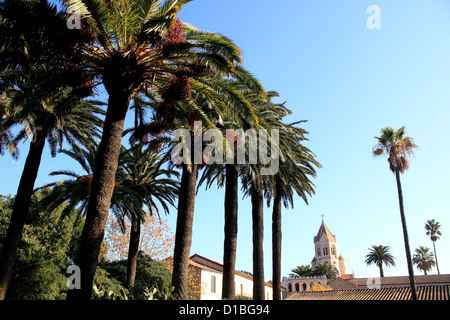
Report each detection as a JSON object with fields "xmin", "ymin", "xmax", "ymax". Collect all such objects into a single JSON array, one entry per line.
[{"xmin": 311, "ymin": 219, "xmax": 346, "ymax": 276}]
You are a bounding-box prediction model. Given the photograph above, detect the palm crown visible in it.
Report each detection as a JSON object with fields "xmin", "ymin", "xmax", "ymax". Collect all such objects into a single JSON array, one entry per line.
[
  {"xmin": 372, "ymin": 126, "xmax": 417, "ymax": 174},
  {"xmin": 365, "ymin": 245, "xmax": 396, "ymax": 277}
]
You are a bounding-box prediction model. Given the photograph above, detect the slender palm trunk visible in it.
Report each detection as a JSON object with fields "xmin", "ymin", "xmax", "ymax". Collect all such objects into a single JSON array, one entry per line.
[
  {"xmin": 272, "ymin": 174, "xmax": 282, "ymax": 300},
  {"xmin": 432, "ymin": 241, "xmax": 440, "ymax": 275},
  {"xmin": 172, "ymin": 164, "xmax": 198, "ymax": 300},
  {"xmin": 126, "ymin": 218, "xmax": 141, "ymax": 289},
  {"xmin": 67, "ymin": 92, "xmax": 131, "ymax": 300},
  {"xmin": 251, "ymin": 179, "xmax": 265, "ymax": 300},
  {"xmin": 378, "ymin": 263, "xmax": 384, "ymax": 278},
  {"xmin": 222, "ymin": 164, "xmax": 238, "ymax": 299},
  {"xmin": 395, "ymin": 170, "xmax": 417, "ymax": 300},
  {"xmin": 0, "ymin": 130, "xmax": 46, "ymax": 300}
]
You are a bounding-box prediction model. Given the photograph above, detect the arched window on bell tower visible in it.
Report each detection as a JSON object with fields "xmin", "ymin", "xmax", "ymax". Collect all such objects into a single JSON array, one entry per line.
[
  {"xmin": 323, "ymin": 246, "xmax": 328, "ymax": 256},
  {"xmin": 331, "ymin": 245, "xmax": 336, "ymax": 257}
]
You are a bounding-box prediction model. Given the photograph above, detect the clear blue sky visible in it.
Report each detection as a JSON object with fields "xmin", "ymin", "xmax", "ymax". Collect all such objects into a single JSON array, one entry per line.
[{"xmin": 1, "ymin": 0, "xmax": 449, "ymax": 281}]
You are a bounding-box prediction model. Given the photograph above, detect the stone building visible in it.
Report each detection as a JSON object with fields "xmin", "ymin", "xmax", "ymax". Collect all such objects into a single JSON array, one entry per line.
[
  {"xmin": 311, "ymin": 219, "xmax": 347, "ymax": 276},
  {"xmin": 283, "ymin": 219, "xmax": 353, "ymax": 298}
]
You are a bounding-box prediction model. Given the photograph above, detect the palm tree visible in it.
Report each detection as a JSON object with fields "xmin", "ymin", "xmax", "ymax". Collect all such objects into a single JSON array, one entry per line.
[
  {"xmin": 0, "ymin": 89, "xmax": 104, "ymax": 300},
  {"xmin": 0, "ymin": 99, "xmax": 17, "ymax": 160},
  {"xmin": 289, "ymin": 265, "xmax": 313, "ymax": 278},
  {"xmin": 169, "ymin": 80, "xmax": 257, "ymax": 300},
  {"xmin": 62, "ymin": 0, "xmax": 244, "ymax": 299},
  {"xmin": 425, "ymin": 219, "xmax": 441, "ymax": 274},
  {"xmin": 131, "ymin": 63, "xmax": 261, "ymax": 300},
  {"xmin": 412, "ymin": 246, "xmax": 435, "ymax": 275},
  {"xmin": 311, "ymin": 263, "xmax": 338, "ymax": 280},
  {"xmin": 117, "ymin": 144, "xmax": 179, "ymax": 290},
  {"xmin": 240, "ymin": 139, "xmax": 275, "ymax": 301},
  {"xmin": 269, "ymin": 119, "xmax": 320, "ymax": 300},
  {"xmin": 238, "ymin": 92, "xmax": 288, "ymax": 300},
  {"xmin": 365, "ymin": 245, "xmax": 396, "ymax": 277},
  {"xmin": 196, "ymin": 74, "xmax": 264, "ymax": 299},
  {"xmin": 0, "ymin": 0, "xmax": 100, "ymax": 299},
  {"xmin": 37, "ymin": 140, "xmax": 179, "ymax": 293},
  {"xmin": 372, "ymin": 126, "xmax": 418, "ymax": 300}
]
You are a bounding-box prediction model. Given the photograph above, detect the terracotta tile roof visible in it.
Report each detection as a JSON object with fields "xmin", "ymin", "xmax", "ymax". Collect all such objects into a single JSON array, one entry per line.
[
  {"xmin": 349, "ymin": 274, "xmax": 450, "ymax": 288},
  {"xmin": 285, "ymin": 285, "xmax": 450, "ymax": 300},
  {"xmin": 327, "ymin": 277, "xmax": 358, "ymax": 290}
]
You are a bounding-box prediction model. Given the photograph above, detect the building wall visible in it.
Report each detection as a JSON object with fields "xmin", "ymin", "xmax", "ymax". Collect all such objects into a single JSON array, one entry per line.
[
  {"xmin": 199, "ymin": 269, "xmax": 273, "ymax": 300},
  {"xmin": 282, "ymin": 275, "xmax": 328, "ymax": 298}
]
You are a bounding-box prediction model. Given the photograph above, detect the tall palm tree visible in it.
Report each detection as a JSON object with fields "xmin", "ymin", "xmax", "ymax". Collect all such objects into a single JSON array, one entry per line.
[
  {"xmin": 0, "ymin": 89, "xmax": 104, "ymax": 300},
  {"xmin": 365, "ymin": 245, "xmax": 396, "ymax": 277},
  {"xmin": 169, "ymin": 77, "xmax": 258, "ymax": 300},
  {"xmin": 412, "ymin": 246, "xmax": 435, "ymax": 275},
  {"xmin": 129, "ymin": 65, "xmax": 259, "ymax": 299},
  {"xmin": 0, "ymin": 0, "xmax": 100, "ymax": 299},
  {"xmin": 372, "ymin": 126, "xmax": 418, "ymax": 300},
  {"xmin": 268, "ymin": 118, "xmax": 320, "ymax": 300},
  {"xmin": 239, "ymin": 91, "xmax": 288, "ymax": 300},
  {"xmin": 196, "ymin": 74, "xmax": 264, "ymax": 299},
  {"xmin": 62, "ymin": 0, "xmax": 244, "ymax": 299},
  {"xmin": 425, "ymin": 219, "xmax": 441, "ymax": 274},
  {"xmin": 37, "ymin": 140, "xmax": 179, "ymax": 293},
  {"xmin": 117, "ymin": 144, "xmax": 179, "ymax": 289}
]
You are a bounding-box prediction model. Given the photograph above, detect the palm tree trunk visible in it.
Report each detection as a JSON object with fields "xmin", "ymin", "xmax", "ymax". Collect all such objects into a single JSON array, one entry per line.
[
  {"xmin": 432, "ymin": 240, "xmax": 440, "ymax": 275},
  {"xmin": 395, "ymin": 170, "xmax": 417, "ymax": 300},
  {"xmin": 251, "ymin": 179, "xmax": 265, "ymax": 300},
  {"xmin": 126, "ymin": 218, "xmax": 141, "ymax": 290},
  {"xmin": 222, "ymin": 164, "xmax": 238, "ymax": 299},
  {"xmin": 172, "ymin": 164, "xmax": 198, "ymax": 300},
  {"xmin": 67, "ymin": 92, "xmax": 131, "ymax": 300},
  {"xmin": 272, "ymin": 174, "xmax": 282, "ymax": 300},
  {"xmin": 379, "ymin": 263, "xmax": 384, "ymax": 278},
  {"xmin": 0, "ymin": 129, "xmax": 46, "ymax": 300}
]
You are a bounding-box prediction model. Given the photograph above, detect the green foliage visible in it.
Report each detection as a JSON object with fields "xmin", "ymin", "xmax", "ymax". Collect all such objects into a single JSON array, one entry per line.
[
  {"xmin": 99, "ymin": 252, "xmax": 172, "ymax": 300},
  {"xmin": 1, "ymin": 193, "xmax": 173, "ymax": 300},
  {"xmin": 290, "ymin": 263, "xmax": 337, "ymax": 280},
  {"xmin": 142, "ymin": 285, "xmax": 176, "ymax": 300},
  {"xmin": 365, "ymin": 245, "xmax": 396, "ymax": 268},
  {"xmin": 92, "ymin": 267, "xmax": 128, "ymax": 300},
  {"xmin": 412, "ymin": 246, "xmax": 435, "ymax": 275},
  {"xmin": 0, "ymin": 192, "xmax": 83, "ymax": 299},
  {"xmin": 290, "ymin": 265, "xmax": 313, "ymax": 278}
]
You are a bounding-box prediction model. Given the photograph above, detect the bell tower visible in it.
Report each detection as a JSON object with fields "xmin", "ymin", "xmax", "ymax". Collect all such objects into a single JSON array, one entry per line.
[{"xmin": 311, "ymin": 218, "xmax": 344, "ymax": 276}]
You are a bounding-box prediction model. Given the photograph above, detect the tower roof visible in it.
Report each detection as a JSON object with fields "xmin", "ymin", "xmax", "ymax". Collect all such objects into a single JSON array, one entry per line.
[{"xmin": 314, "ymin": 219, "xmax": 336, "ymax": 242}]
